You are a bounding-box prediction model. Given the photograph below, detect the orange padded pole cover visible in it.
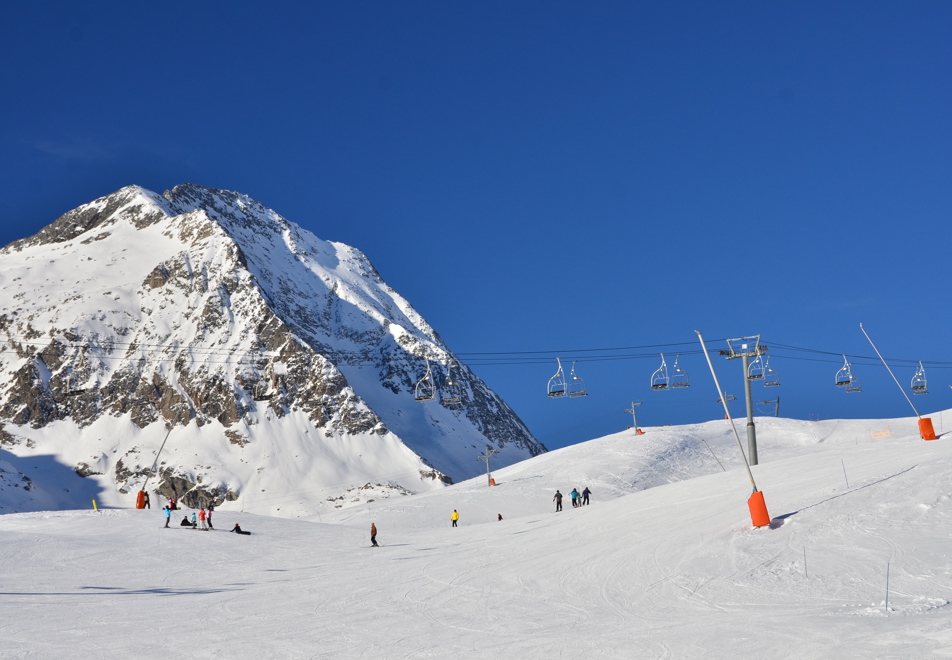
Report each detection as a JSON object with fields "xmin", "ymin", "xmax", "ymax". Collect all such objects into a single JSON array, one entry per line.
[
  {"xmin": 748, "ymin": 490, "xmax": 771, "ymax": 528},
  {"xmin": 135, "ymin": 490, "xmax": 146, "ymax": 509},
  {"xmin": 919, "ymin": 418, "xmax": 937, "ymax": 441}
]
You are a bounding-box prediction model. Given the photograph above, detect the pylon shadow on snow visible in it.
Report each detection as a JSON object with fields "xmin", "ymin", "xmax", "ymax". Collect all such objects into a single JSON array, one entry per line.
[{"xmin": 764, "ymin": 464, "xmax": 917, "ymax": 531}]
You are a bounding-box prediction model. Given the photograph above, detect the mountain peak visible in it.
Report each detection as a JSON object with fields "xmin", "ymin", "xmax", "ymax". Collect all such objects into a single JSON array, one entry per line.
[{"xmin": 0, "ymin": 184, "xmax": 544, "ymax": 516}]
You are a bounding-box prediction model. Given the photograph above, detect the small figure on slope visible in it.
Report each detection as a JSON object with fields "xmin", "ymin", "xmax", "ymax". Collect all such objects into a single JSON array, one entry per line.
[
  {"xmin": 163, "ymin": 505, "xmax": 171, "ymax": 528},
  {"xmin": 231, "ymin": 523, "xmax": 251, "ymax": 535},
  {"xmin": 371, "ymin": 522, "xmax": 379, "ymax": 547},
  {"xmin": 199, "ymin": 508, "xmax": 208, "ymax": 531},
  {"xmin": 451, "ymin": 510, "xmax": 460, "ymax": 527},
  {"xmin": 582, "ymin": 487, "xmax": 591, "ymax": 506},
  {"xmin": 553, "ymin": 490, "xmax": 563, "ymax": 512},
  {"xmin": 190, "ymin": 511, "xmax": 198, "ymax": 529},
  {"xmin": 206, "ymin": 502, "xmax": 215, "ymax": 529},
  {"xmin": 571, "ymin": 488, "xmax": 579, "ymax": 508}
]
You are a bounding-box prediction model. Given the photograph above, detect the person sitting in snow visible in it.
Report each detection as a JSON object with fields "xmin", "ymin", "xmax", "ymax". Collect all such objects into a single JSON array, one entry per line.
[
  {"xmin": 231, "ymin": 523, "xmax": 250, "ymax": 535},
  {"xmin": 180, "ymin": 515, "xmax": 192, "ymax": 527}
]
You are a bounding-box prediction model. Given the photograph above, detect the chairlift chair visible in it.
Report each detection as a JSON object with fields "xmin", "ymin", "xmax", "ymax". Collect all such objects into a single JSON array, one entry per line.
[
  {"xmin": 441, "ymin": 363, "xmax": 462, "ymax": 405},
  {"xmin": 669, "ymin": 355, "xmax": 689, "ymax": 389},
  {"xmin": 252, "ymin": 379, "xmax": 272, "ymax": 401},
  {"xmin": 414, "ymin": 359, "xmax": 436, "ymax": 402},
  {"xmin": 650, "ymin": 354, "xmax": 670, "ymax": 390},
  {"xmin": 64, "ymin": 369, "xmax": 86, "ymax": 397},
  {"xmin": 835, "ymin": 355, "xmax": 861, "ymax": 392},
  {"xmin": 568, "ymin": 361, "xmax": 588, "ymax": 397},
  {"xmin": 747, "ymin": 354, "xmax": 766, "ymax": 380},
  {"xmin": 835, "ymin": 355, "xmax": 854, "ymax": 388},
  {"xmin": 762, "ymin": 357, "xmax": 780, "ymax": 387},
  {"xmin": 911, "ymin": 361, "xmax": 928, "ymax": 395},
  {"xmin": 547, "ymin": 358, "xmax": 568, "ymax": 398}
]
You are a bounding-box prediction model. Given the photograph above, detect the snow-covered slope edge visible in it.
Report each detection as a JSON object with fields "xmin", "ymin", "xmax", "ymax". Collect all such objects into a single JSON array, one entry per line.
[{"xmin": 0, "ymin": 184, "xmax": 544, "ymax": 515}]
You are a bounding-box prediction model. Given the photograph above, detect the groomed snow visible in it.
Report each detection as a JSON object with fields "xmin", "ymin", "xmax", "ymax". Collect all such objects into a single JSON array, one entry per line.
[{"xmin": 3, "ymin": 410, "xmax": 952, "ymax": 658}]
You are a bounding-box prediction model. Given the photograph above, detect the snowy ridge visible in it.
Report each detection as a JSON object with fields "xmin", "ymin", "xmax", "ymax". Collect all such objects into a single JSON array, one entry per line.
[{"xmin": 0, "ymin": 184, "xmax": 543, "ymax": 515}]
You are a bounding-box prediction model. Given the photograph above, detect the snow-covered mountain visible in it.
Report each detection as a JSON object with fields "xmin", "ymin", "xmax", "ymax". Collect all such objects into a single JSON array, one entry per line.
[{"xmin": 0, "ymin": 184, "xmax": 544, "ymax": 515}]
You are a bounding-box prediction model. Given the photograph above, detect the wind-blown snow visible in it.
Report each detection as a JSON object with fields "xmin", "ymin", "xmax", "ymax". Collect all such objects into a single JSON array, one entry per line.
[{"xmin": 3, "ymin": 410, "xmax": 952, "ymax": 658}]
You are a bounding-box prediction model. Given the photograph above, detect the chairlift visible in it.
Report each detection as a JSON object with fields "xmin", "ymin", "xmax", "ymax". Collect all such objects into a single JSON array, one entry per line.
[
  {"xmin": 63, "ymin": 368, "xmax": 87, "ymax": 397},
  {"xmin": 568, "ymin": 361, "xmax": 588, "ymax": 397},
  {"xmin": 441, "ymin": 363, "xmax": 462, "ymax": 405},
  {"xmin": 547, "ymin": 358, "xmax": 568, "ymax": 398},
  {"xmin": 415, "ymin": 359, "xmax": 436, "ymax": 402},
  {"xmin": 762, "ymin": 356, "xmax": 780, "ymax": 387},
  {"xmin": 650, "ymin": 354, "xmax": 670, "ymax": 390},
  {"xmin": 835, "ymin": 355, "xmax": 861, "ymax": 393},
  {"xmin": 670, "ymin": 355, "xmax": 689, "ymax": 389},
  {"xmin": 911, "ymin": 361, "xmax": 928, "ymax": 395},
  {"xmin": 747, "ymin": 354, "xmax": 766, "ymax": 380},
  {"xmin": 252, "ymin": 379, "xmax": 273, "ymax": 401}
]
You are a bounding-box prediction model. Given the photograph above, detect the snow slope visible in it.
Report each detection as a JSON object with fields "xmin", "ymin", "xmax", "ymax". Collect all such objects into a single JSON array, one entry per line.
[{"xmin": 2, "ymin": 410, "xmax": 952, "ymax": 658}]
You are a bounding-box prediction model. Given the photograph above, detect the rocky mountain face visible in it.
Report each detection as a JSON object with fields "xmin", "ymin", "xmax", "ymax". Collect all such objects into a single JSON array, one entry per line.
[{"xmin": 0, "ymin": 184, "xmax": 544, "ymax": 515}]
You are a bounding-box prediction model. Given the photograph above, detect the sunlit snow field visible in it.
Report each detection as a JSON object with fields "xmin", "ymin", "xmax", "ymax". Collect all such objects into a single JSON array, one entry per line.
[{"xmin": 4, "ymin": 411, "xmax": 952, "ymax": 658}]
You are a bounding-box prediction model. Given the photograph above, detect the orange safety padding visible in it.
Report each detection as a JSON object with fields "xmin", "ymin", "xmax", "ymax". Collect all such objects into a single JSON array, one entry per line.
[
  {"xmin": 135, "ymin": 490, "xmax": 146, "ymax": 509},
  {"xmin": 489, "ymin": 478, "xmax": 496, "ymax": 486},
  {"xmin": 636, "ymin": 429, "xmax": 644, "ymax": 435},
  {"xmin": 919, "ymin": 417, "xmax": 937, "ymax": 441},
  {"xmin": 748, "ymin": 490, "xmax": 771, "ymax": 528}
]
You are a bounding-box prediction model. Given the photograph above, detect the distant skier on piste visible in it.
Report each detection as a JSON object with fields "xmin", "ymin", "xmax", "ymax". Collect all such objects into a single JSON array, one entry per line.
[
  {"xmin": 571, "ymin": 488, "xmax": 579, "ymax": 508},
  {"xmin": 371, "ymin": 522, "xmax": 379, "ymax": 547},
  {"xmin": 451, "ymin": 510, "xmax": 459, "ymax": 527},
  {"xmin": 163, "ymin": 505, "xmax": 171, "ymax": 528},
  {"xmin": 582, "ymin": 487, "xmax": 591, "ymax": 506},
  {"xmin": 553, "ymin": 490, "xmax": 563, "ymax": 512}
]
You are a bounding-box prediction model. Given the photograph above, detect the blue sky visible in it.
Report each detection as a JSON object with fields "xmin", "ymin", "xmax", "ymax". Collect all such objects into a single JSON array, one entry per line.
[{"xmin": 2, "ymin": 2, "xmax": 951, "ymax": 449}]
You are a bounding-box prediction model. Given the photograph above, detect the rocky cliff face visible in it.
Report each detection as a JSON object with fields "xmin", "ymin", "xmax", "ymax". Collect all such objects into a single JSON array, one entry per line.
[{"xmin": 0, "ymin": 184, "xmax": 544, "ymax": 515}]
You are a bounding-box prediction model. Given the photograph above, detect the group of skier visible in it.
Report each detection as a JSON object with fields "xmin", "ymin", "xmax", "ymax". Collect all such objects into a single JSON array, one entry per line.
[
  {"xmin": 553, "ymin": 487, "xmax": 591, "ymax": 511},
  {"xmin": 163, "ymin": 499, "xmax": 215, "ymax": 530}
]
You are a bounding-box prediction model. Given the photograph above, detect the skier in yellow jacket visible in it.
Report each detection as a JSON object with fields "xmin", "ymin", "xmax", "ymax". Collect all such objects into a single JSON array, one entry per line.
[{"xmin": 451, "ymin": 509, "xmax": 459, "ymax": 527}]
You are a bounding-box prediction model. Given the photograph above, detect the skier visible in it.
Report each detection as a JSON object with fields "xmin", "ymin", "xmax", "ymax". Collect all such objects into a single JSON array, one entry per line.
[
  {"xmin": 553, "ymin": 490, "xmax": 563, "ymax": 512},
  {"xmin": 231, "ymin": 523, "xmax": 251, "ymax": 535},
  {"xmin": 497, "ymin": 514, "xmax": 503, "ymax": 522},
  {"xmin": 163, "ymin": 505, "xmax": 171, "ymax": 528},
  {"xmin": 199, "ymin": 508, "xmax": 208, "ymax": 531},
  {"xmin": 451, "ymin": 510, "xmax": 460, "ymax": 527},
  {"xmin": 571, "ymin": 488, "xmax": 579, "ymax": 508},
  {"xmin": 190, "ymin": 511, "xmax": 198, "ymax": 529},
  {"xmin": 371, "ymin": 522, "xmax": 379, "ymax": 547},
  {"xmin": 582, "ymin": 487, "xmax": 591, "ymax": 506},
  {"xmin": 143, "ymin": 491, "xmax": 151, "ymax": 509},
  {"xmin": 206, "ymin": 502, "xmax": 214, "ymax": 529}
]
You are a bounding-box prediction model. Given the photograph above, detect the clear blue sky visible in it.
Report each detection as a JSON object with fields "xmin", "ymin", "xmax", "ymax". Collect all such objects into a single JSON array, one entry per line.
[{"xmin": 2, "ymin": 2, "xmax": 951, "ymax": 449}]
